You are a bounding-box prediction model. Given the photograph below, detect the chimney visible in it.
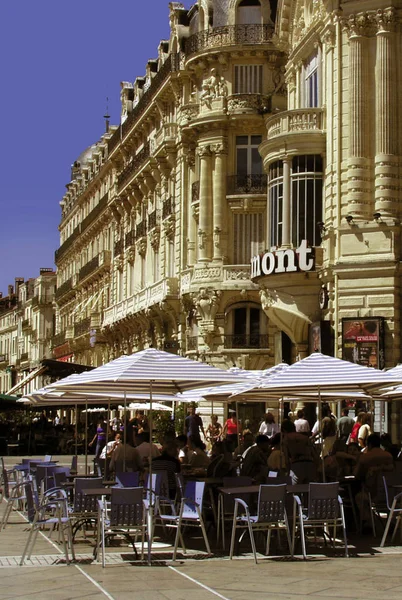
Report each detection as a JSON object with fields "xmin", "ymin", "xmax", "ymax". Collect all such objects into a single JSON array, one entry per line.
[
  {"xmin": 7, "ymin": 285, "xmax": 14, "ymax": 297},
  {"xmin": 15, "ymin": 278, "xmax": 24, "ymax": 295}
]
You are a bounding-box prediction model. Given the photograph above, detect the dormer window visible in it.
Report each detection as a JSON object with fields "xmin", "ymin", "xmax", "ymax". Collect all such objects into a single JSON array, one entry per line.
[{"xmin": 237, "ymin": 0, "xmax": 261, "ymax": 25}]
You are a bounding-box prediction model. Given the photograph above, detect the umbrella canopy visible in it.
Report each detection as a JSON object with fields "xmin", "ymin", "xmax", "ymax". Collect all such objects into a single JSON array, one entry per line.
[
  {"xmin": 46, "ymin": 348, "xmax": 246, "ymax": 395},
  {"xmin": 119, "ymin": 402, "xmax": 173, "ymax": 412},
  {"xmin": 231, "ymin": 352, "xmax": 402, "ymax": 397},
  {"xmin": 18, "ymin": 388, "xmax": 179, "ymax": 407}
]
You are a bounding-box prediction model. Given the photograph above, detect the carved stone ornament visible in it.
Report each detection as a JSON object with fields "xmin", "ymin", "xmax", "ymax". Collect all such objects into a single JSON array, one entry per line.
[
  {"xmin": 211, "ymin": 141, "xmax": 228, "ymax": 155},
  {"xmin": 197, "ymin": 145, "xmax": 211, "ymax": 158},
  {"xmin": 342, "ymin": 12, "xmax": 378, "ymax": 39},
  {"xmin": 136, "ymin": 237, "xmax": 147, "ymax": 256},
  {"xmin": 179, "ymin": 104, "xmax": 199, "ymax": 126},
  {"xmin": 163, "ymin": 215, "xmax": 175, "ymax": 239},
  {"xmin": 376, "ymin": 8, "xmax": 397, "ymax": 34},
  {"xmin": 198, "ymin": 228, "xmax": 207, "ymax": 250},
  {"xmin": 149, "ymin": 227, "xmax": 160, "ymax": 250},
  {"xmin": 200, "ymin": 69, "xmax": 228, "ymax": 108},
  {"xmin": 213, "ymin": 227, "xmax": 222, "ymax": 248},
  {"xmin": 225, "ymin": 268, "xmax": 250, "ymax": 281},
  {"xmin": 126, "ymin": 247, "xmax": 135, "ymax": 264},
  {"xmin": 193, "ymin": 287, "xmax": 221, "ymax": 325},
  {"xmin": 114, "ymin": 255, "xmax": 124, "ymax": 272}
]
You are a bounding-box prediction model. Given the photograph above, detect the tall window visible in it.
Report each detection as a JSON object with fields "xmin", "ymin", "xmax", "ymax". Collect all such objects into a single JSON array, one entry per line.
[
  {"xmin": 233, "ymin": 212, "xmax": 264, "ymax": 264},
  {"xmin": 166, "ymin": 240, "xmax": 175, "ymax": 277},
  {"xmin": 291, "ymin": 155, "xmax": 323, "ymax": 247},
  {"xmin": 140, "ymin": 256, "xmax": 146, "ymax": 289},
  {"xmin": 226, "ymin": 304, "xmax": 266, "ymax": 349},
  {"xmin": 303, "ymin": 53, "xmax": 319, "ymax": 108},
  {"xmin": 153, "ymin": 249, "xmax": 159, "ymax": 283},
  {"xmin": 268, "ymin": 161, "xmax": 283, "ymax": 248},
  {"xmin": 237, "ymin": 0, "xmax": 261, "ymax": 25},
  {"xmin": 234, "ymin": 65, "xmax": 263, "ymax": 94},
  {"xmin": 236, "ymin": 135, "xmax": 262, "ymax": 179}
]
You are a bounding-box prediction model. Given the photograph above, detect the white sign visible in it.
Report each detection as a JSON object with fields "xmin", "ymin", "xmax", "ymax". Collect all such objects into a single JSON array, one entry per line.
[{"xmin": 251, "ymin": 240, "xmax": 315, "ymax": 279}]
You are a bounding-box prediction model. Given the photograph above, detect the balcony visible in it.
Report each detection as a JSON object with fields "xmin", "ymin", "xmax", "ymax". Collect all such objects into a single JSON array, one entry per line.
[
  {"xmin": 185, "ymin": 24, "xmax": 274, "ymax": 58},
  {"xmin": 227, "ymin": 94, "xmax": 271, "ymax": 115},
  {"xmin": 265, "ymin": 108, "xmax": 325, "ymax": 140},
  {"xmin": 148, "ymin": 210, "xmax": 158, "ymax": 231},
  {"xmin": 52, "ymin": 331, "xmax": 66, "ymax": 348},
  {"xmin": 224, "ymin": 334, "xmax": 268, "ymax": 349},
  {"xmin": 227, "ymin": 174, "xmax": 267, "ymax": 195},
  {"xmin": 21, "ymin": 319, "xmax": 31, "ymax": 331},
  {"xmin": 186, "ymin": 336, "xmax": 198, "ymax": 352},
  {"xmin": 136, "ymin": 220, "xmax": 147, "ymax": 240},
  {"xmin": 108, "ymin": 53, "xmax": 180, "ymax": 154},
  {"xmin": 162, "ymin": 197, "xmax": 174, "ymax": 220},
  {"xmin": 125, "ymin": 229, "xmax": 135, "ymax": 248},
  {"xmin": 74, "ymin": 317, "xmax": 91, "ymax": 338},
  {"xmin": 192, "ymin": 181, "xmax": 200, "ymax": 203},
  {"xmin": 80, "ymin": 193, "xmax": 108, "ymax": 234},
  {"xmin": 79, "ymin": 256, "xmax": 99, "ymax": 282},
  {"xmin": 55, "ymin": 278, "xmax": 73, "ymax": 300},
  {"xmin": 151, "ymin": 123, "xmax": 178, "ymax": 155},
  {"xmin": 0, "ymin": 354, "xmax": 7, "ymax": 364},
  {"xmin": 55, "ymin": 225, "xmax": 80, "ymax": 262},
  {"xmin": 117, "ymin": 142, "xmax": 150, "ymax": 191},
  {"xmin": 31, "ymin": 295, "xmax": 53, "ymax": 308},
  {"xmin": 20, "ymin": 352, "xmax": 29, "ymax": 363}
]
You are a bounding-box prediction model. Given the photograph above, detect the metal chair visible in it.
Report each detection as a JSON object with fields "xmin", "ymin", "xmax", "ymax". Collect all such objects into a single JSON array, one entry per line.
[
  {"xmin": 70, "ymin": 477, "xmax": 103, "ymax": 538},
  {"xmin": 293, "ymin": 482, "xmax": 348, "ymax": 558},
  {"xmin": 380, "ymin": 475, "xmax": 402, "ymax": 547},
  {"xmin": 156, "ymin": 480, "xmax": 211, "ymax": 560},
  {"xmin": 229, "ymin": 484, "xmax": 291, "ymax": 563},
  {"xmin": 20, "ymin": 483, "xmax": 75, "ymax": 565},
  {"xmin": 1, "ymin": 469, "xmax": 28, "ymax": 529},
  {"xmin": 217, "ymin": 476, "xmax": 253, "ymax": 549},
  {"xmin": 96, "ymin": 487, "xmax": 146, "ymax": 567},
  {"xmin": 44, "ymin": 455, "xmax": 52, "ymax": 463},
  {"xmin": 115, "ymin": 472, "xmax": 140, "ymax": 488}
]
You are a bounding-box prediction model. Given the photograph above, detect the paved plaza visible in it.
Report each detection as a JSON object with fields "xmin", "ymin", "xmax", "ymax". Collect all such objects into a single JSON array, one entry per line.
[{"xmin": 1, "ymin": 456, "xmax": 402, "ymax": 600}]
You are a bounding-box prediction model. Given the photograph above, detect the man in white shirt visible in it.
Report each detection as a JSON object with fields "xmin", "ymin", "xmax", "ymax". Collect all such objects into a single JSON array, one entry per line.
[{"xmin": 294, "ymin": 410, "xmax": 310, "ymax": 434}]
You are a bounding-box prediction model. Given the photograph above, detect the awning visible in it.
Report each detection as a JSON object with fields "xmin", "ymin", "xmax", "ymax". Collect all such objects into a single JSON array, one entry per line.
[{"xmin": 7, "ymin": 365, "xmax": 47, "ymax": 395}]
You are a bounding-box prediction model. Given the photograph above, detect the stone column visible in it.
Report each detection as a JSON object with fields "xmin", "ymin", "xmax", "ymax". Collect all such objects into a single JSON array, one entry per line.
[
  {"xmin": 187, "ymin": 160, "xmax": 196, "ymax": 266},
  {"xmin": 282, "ymin": 157, "xmax": 291, "ymax": 247},
  {"xmin": 197, "ymin": 145, "xmax": 212, "ymax": 262},
  {"xmin": 212, "ymin": 141, "xmax": 228, "ymax": 262},
  {"xmin": 345, "ymin": 14, "xmax": 372, "ymax": 219},
  {"xmin": 374, "ymin": 8, "xmax": 398, "ymax": 217}
]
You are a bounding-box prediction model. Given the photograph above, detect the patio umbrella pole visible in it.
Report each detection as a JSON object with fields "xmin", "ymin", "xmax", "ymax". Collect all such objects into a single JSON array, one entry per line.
[
  {"xmin": 147, "ymin": 380, "xmax": 154, "ymax": 565},
  {"xmin": 318, "ymin": 388, "xmax": 325, "ymax": 483},
  {"xmin": 85, "ymin": 402, "xmax": 88, "ymax": 475},
  {"xmin": 123, "ymin": 392, "xmax": 127, "ymax": 472},
  {"xmin": 74, "ymin": 403, "xmax": 78, "ymax": 459},
  {"xmin": 235, "ymin": 399, "xmax": 239, "ymax": 448},
  {"xmin": 105, "ymin": 398, "xmax": 110, "ymax": 482}
]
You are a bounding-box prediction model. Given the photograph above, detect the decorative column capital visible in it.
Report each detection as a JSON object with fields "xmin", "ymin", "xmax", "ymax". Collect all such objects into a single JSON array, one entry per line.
[
  {"xmin": 375, "ymin": 8, "xmax": 397, "ymax": 34},
  {"xmin": 342, "ymin": 12, "xmax": 377, "ymax": 39},
  {"xmin": 197, "ymin": 145, "xmax": 211, "ymax": 158},
  {"xmin": 211, "ymin": 141, "xmax": 228, "ymax": 155}
]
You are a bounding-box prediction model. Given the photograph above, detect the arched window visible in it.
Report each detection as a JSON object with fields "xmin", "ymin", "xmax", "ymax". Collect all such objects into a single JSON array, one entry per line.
[
  {"xmin": 237, "ymin": 0, "xmax": 262, "ymax": 25},
  {"xmin": 225, "ymin": 304, "xmax": 267, "ymax": 349}
]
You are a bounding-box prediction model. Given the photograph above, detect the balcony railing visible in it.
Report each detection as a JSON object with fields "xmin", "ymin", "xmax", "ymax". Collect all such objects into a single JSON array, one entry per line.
[
  {"xmin": 0, "ymin": 354, "xmax": 7, "ymax": 363},
  {"xmin": 192, "ymin": 181, "xmax": 200, "ymax": 203},
  {"xmin": 125, "ymin": 229, "xmax": 135, "ymax": 248},
  {"xmin": 186, "ymin": 336, "xmax": 198, "ymax": 351},
  {"xmin": 55, "ymin": 278, "xmax": 73, "ymax": 300},
  {"xmin": 108, "ymin": 53, "xmax": 180, "ymax": 154},
  {"xmin": 31, "ymin": 295, "xmax": 53, "ymax": 307},
  {"xmin": 148, "ymin": 210, "xmax": 157, "ymax": 230},
  {"xmin": 185, "ymin": 24, "xmax": 274, "ymax": 57},
  {"xmin": 227, "ymin": 174, "xmax": 267, "ymax": 195},
  {"xmin": 136, "ymin": 220, "xmax": 147, "ymax": 239},
  {"xmin": 52, "ymin": 331, "xmax": 66, "ymax": 347},
  {"xmin": 114, "ymin": 239, "xmax": 124, "ymax": 257},
  {"xmin": 79, "ymin": 255, "xmax": 99, "ymax": 282},
  {"xmin": 21, "ymin": 319, "xmax": 31, "ymax": 330},
  {"xmin": 162, "ymin": 197, "xmax": 174, "ymax": 220},
  {"xmin": 117, "ymin": 142, "xmax": 150, "ymax": 190},
  {"xmin": 55, "ymin": 225, "xmax": 80, "ymax": 262},
  {"xmin": 74, "ymin": 317, "xmax": 91, "ymax": 338},
  {"xmin": 80, "ymin": 193, "xmax": 108, "ymax": 234},
  {"xmin": 224, "ymin": 334, "xmax": 268, "ymax": 349},
  {"xmin": 20, "ymin": 352, "xmax": 29, "ymax": 362},
  {"xmin": 265, "ymin": 108, "xmax": 324, "ymax": 139}
]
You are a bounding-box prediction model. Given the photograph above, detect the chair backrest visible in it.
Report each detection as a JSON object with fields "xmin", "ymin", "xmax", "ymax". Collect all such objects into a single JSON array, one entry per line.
[
  {"xmin": 116, "ymin": 472, "xmax": 140, "ymax": 488},
  {"xmin": 221, "ymin": 476, "xmax": 253, "ymax": 511},
  {"xmin": 257, "ymin": 484, "xmax": 287, "ymax": 523},
  {"xmin": 109, "ymin": 487, "xmax": 144, "ymax": 527},
  {"xmin": 36, "ymin": 465, "xmax": 60, "ymax": 492},
  {"xmin": 52, "ymin": 468, "xmax": 71, "ymax": 488},
  {"xmin": 44, "ymin": 455, "xmax": 52, "ymax": 463},
  {"xmin": 70, "ymin": 456, "xmax": 78, "ymax": 474},
  {"xmin": 266, "ymin": 475, "xmax": 292, "ymax": 485},
  {"xmin": 24, "ymin": 481, "xmax": 37, "ymax": 524},
  {"xmin": 2, "ymin": 468, "xmax": 10, "ymax": 500},
  {"xmin": 181, "ymin": 481, "xmax": 206, "ymax": 517},
  {"xmin": 308, "ymin": 482, "xmax": 339, "ymax": 520},
  {"xmin": 73, "ymin": 477, "xmax": 103, "ymax": 512}
]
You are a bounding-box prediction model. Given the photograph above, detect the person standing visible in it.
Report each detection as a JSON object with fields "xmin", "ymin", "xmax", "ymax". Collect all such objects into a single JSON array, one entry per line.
[
  {"xmin": 185, "ymin": 405, "xmax": 205, "ymax": 441},
  {"xmin": 222, "ymin": 411, "xmax": 240, "ymax": 451},
  {"xmin": 89, "ymin": 420, "xmax": 107, "ymax": 460},
  {"xmin": 294, "ymin": 410, "xmax": 311, "ymax": 435},
  {"xmin": 337, "ymin": 408, "xmax": 354, "ymax": 442},
  {"xmin": 259, "ymin": 412, "xmax": 279, "ymax": 439}
]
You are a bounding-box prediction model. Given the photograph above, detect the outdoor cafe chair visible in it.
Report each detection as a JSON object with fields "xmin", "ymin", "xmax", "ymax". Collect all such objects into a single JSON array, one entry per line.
[
  {"xmin": 380, "ymin": 474, "xmax": 402, "ymax": 547},
  {"xmin": 95, "ymin": 486, "xmax": 146, "ymax": 567},
  {"xmin": 20, "ymin": 482, "xmax": 75, "ymax": 566},
  {"xmin": 53, "ymin": 468, "xmax": 71, "ymax": 489},
  {"xmin": 156, "ymin": 480, "xmax": 211, "ymax": 561},
  {"xmin": 229, "ymin": 484, "xmax": 292, "ymax": 563},
  {"xmin": 115, "ymin": 471, "xmax": 140, "ymax": 488},
  {"xmin": 217, "ymin": 476, "xmax": 253, "ymax": 549},
  {"xmin": 70, "ymin": 477, "xmax": 103, "ymax": 538},
  {"xmin": 1, "ymin": 469, "xmax": 28, "ymax": 530},
  {"xmin": 293, "ymin": 482, "xmax": 348, "ymax": 558}
]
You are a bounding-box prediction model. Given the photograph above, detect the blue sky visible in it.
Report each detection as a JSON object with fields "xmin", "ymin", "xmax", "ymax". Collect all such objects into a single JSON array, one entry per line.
[{"xmin": 0, "ymin": 0, "xmax": 191, "ymax": 296}]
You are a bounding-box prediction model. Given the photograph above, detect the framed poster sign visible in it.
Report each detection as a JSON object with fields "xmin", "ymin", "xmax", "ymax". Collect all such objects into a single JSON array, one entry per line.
[{"xmin": 342, "ymin": 317, "xmax": 385, "ymax": 369}]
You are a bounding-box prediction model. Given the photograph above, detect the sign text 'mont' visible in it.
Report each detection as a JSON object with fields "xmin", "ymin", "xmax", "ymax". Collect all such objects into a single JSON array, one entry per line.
[{"xmin": 251, "ymin": 240, "xmax": 315, "ymax": 280}]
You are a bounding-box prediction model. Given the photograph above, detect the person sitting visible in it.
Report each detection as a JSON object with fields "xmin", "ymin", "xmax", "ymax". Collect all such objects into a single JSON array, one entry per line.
[
  {"xmin": 233, "ymin": 432, "xmax": 254, "ymax": 460},
  {"xmin": 207, "ymin": 441, "xmax": 233, "ymax": 477},
  {"xmin": 109, "ymin": 440, "xmax": 143, "ymax": 474},
  {"xmin": 187, "ymin": 435, "xmax": 210, "ymax": 469},
  {"xmin": 259, "ymin": 412, "xmax": 279, "ymax": 440},
  {"xmin": 135, "ymin": 431, "xmax": 161, "ymax": 469},
  {"xmin": 176, "ymin": 434, "xmax": 189, "ymax": 464},
  {"xmin": 294, "ymin": 410, "xmax": 310, "ymax": 435},
  {"xmin": 240, "ymin": 434, "xmax": 270, "ymax": 483},
  {"xmin": 281, "ymin": 419, "xmax": 320, "ymax": 483},
  {"xmin": 267, "ymin": 433, "xmax": 286, "ymax": 473},
  {"xmin": 152, "ymin": 440, "xmax": 181, "ymax": 499},
  {"xmin": 380, "ymin": 433, "xmax": 400, "ymax": 461}
]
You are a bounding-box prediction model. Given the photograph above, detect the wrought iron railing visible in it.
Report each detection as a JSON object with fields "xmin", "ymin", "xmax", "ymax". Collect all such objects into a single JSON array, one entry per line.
[
  {"xmin": 227, "ymin": 174, "xmax": 267, "ymax": 195},
  {"xmin": 186, "ymin": 336, "xmax": 198, "ymax": 351},
  {"xmin": 108, "ymin": 53, "xmax": 180, "ymax": 154},
  {"xmin": 148, "ymin": 210, "xmax": 157, "ymax": 230},
  {"xmin": 125, "ymin": 229, "xmax": 135, "ymax": 248},
  {"xmin": 55, "ymin": 278, "xmax": 73, "ymax": 300},
  {"xmin": 31, "ymin": 295, "xmax": 52, "ymax": 307},
  {"xmin": 55, "ymin": 225, "xmax": 81, "ymax": 262},
  {"xmin": 192, "ymin": 181, "xmax": 200, "ymax": 203},
  {"xmin": 74, "ymin": 317, "xmax": 91, "ymax": 338},
  {"xmin": 114, "ymin": 239, "xmax": 124, "ymax": 257},
  {"xmin": 52, "ymin": 331, "xmax": 66, "ymax": 347},
  {"xmin": 185, "ymin": 24, "xmax": 273, "ymax": 57},
  {"xmin": 117, "ymin": 142, "xmax": 150, "ymax": 190},
  {"xmin": 224, "ymin": 334, "xmax": 268, "ymax": 349},
  {"xmin": 162, "ymin": 197, "xmax": 174, "ymax": 220},
  {"xmin": 20, "ymin": 352, "xmax": 29, "ymax": 362},
  {"xmin": 136, "ymin": 220, "xmax": 147, "ymax": 239},
  {"xmin": 0, "ymin": 354, "xmax": 7, "ymax": 363},
  {"xmin": 80, "ymin": 193, "xmax": 108, "ymax": 234},
  {"xmin": 79, "ymin": 255, "xmax": 99, "ymax": 281},
  {"xmin": 21, "ymin": 319, "xmax": 30, "ymax": 330}
]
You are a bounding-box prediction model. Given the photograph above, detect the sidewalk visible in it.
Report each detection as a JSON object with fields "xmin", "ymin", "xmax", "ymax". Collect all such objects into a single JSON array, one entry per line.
[{"xmin": 1, "ymin": 456, "xmax": 402, "ymax": 600}]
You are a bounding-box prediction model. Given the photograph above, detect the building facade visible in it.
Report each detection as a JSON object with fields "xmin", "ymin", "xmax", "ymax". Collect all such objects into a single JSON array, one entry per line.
[{"xmin": 53, "ymin": 0, "xmax": 402, "ymax": 435}]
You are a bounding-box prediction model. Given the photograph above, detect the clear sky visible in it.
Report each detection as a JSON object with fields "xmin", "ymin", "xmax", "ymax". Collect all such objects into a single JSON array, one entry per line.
[{"xmin": 0, "ymin": 0, "xmax": 191, "ymax": 296}]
